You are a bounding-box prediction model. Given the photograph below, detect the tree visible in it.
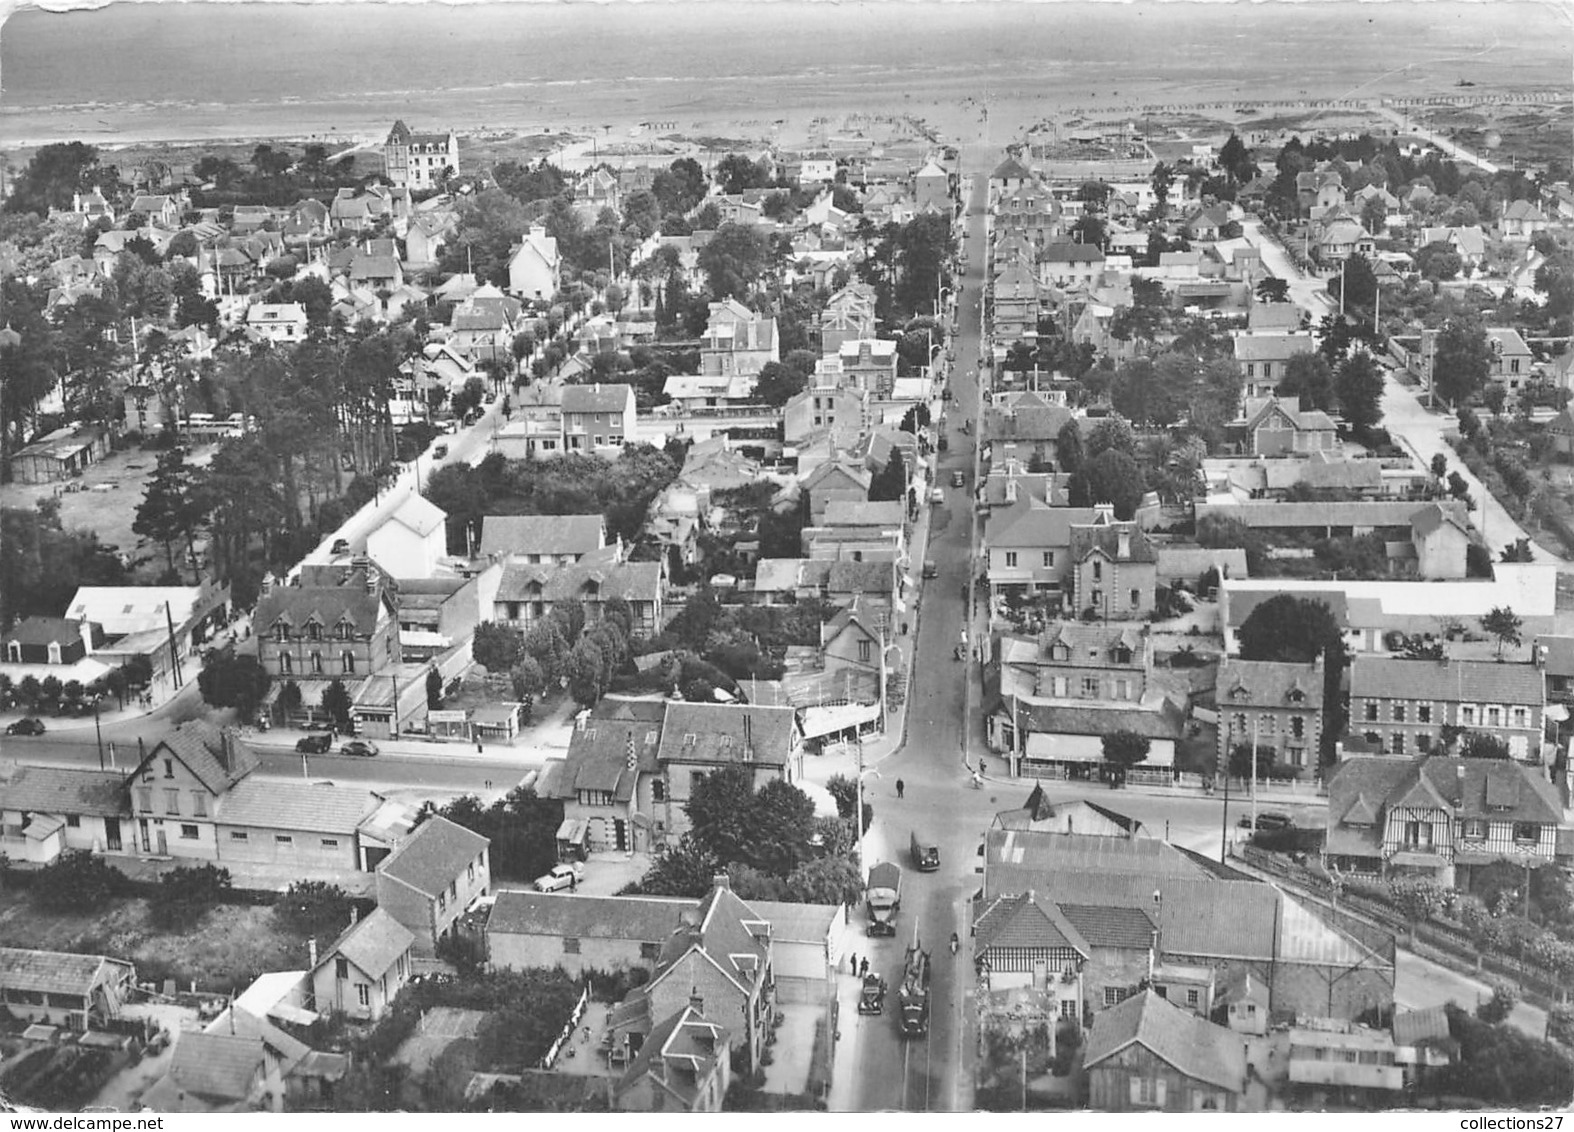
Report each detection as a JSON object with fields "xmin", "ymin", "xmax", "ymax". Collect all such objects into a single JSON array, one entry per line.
[
  {"xmin": 1476, "ymin": 979, "xmax": 1518, "ymax": 1025},
  {"xmin": 472, "ymin": 622, "xmax": 525, "ymax": 673},
  {"xmin": 134, "ymin": 449, "xmax": 204, "ymax": 580},
  {"xmin": 1430, "ymin": 453, "xmax": 1449, "ymax": 480},
  {"xmin": 4, "ymin": 142, "xmax": 101, "ymax": 215},
  {"xmin": 1277, "ymin": 353, "xmax": 1336, "ymax": 412},
  {"xmin": 748, "ymin": 778, "xmax": 818, "ymax": 875},
  {"xmin": 633, "ymin": 835, "xmax": 721, "ymax": 897},
  {"xmin": 1255, "ymin": 277, "xmax": 1290, "ymax": 303},
  {"xmin": 1389, "ymin": 877, "xmax": 1447, "ymax": 944},
  {"xmin": 1334, "ymin": 352, "xmax": 1385, "ymax": 432},
  {"xmin": 32, "ymin": 850, "xmax": 126, "ymax": 913},
  {"xmin": 1102, "ymin": 730, "xmax": 1151, "ymax": 785},
  {"xmin": 274, "ymin": 880, "xmax": 354, "ymax": 936},
  {"xmin": 1056, "ymin": 419, "xmax": 1085, "ymax": 476},
  {"xmin": 825, "ymin": 774, "xmax": 873, "ymax": 833},
  {"xmin": 1238, "ymin": 594, "xmax": 1348, "ymax": 764},
  {"xmin": 1074, "ymin": 449, "xmax": 1144, "ymax": 520},
  {"xmin": 1228, "ymin": 743, "xmax": 1276, "ymax": 781},
  {"xmin": 697, "ymin": 222, "xmax": 768, "ymax": 300},
  {"xmin": 426, "ymin": 667, "xmax": 444, "ymax": 710},
  {"xmin": 1480, "ymin": 606, "xmax": 1523, "ymax": 659},
  {"xmin": 1460, "ymin": 732, "xmax": 1511, "ymax": 760},
  {"xmin": 1149, "ymin": 161, "xmax": 1174, "ymax": 218},
  {"xmin": 868, "ymin": 447, "xmax": 908, "ymax": 503},
  {"xmin": 1219, "ymin": 133, "xmax": 1255, "ymax": 183},
  {"xmin": 151, "ymin": 863, "xmax": 233, "ymax": 929},
  {"xmin": 1333, "ymin": 252, "xmax": 1379, "ymax": 313},
  {"xmin": 1432, "ymin": 320, "xmax": 1493, "ymax": 406},
  {"xmin": 196, "ymin": 653, "xmax": 271, "ymax": 719},
  {"xmin": 1415, "ymin": 241, "xmax": 1463, "ymax": 282},
  {"xmin": 753, "ymin": 360, "xmax": 807, "ymax": 408},
  {"xmin": 716, "ymin": 153, "xmax": 770, "ymax": 195},
  {"xmin": 321, "ymin": 678, "xmax": 353, "ymax": 730},
  {"xmin": 1085, "ymin": 415, "xmax": 1137, "ymax": 460},
  {"xmin": 685, "ymin": 765, "xmax": 758, "ymax": 865},
  {"xmin": 565, "ymin": 636, "xmax": 608, "ymax": 707}
]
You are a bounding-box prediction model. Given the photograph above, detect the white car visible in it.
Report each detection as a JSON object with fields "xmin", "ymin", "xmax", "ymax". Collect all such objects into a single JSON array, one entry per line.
[
  {"xmin": 929, "ymin": 487, "xmax": 945, "ymax": 505},
  {"xmin": 533, "ymin": 863, "xmax": 585, "ymax": 893}
]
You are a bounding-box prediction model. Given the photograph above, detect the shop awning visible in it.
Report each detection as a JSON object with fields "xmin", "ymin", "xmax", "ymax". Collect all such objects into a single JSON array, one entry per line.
[
  {"xmin": 555, "ymin": 818, "xmax": 586, "ymax": 846},
  {"xmin": 1024, "ymin": 733, "xmax": 1101, "ymax": 763},
  {"xmin": 800, "ymin": 700, "xmax": 881, "ymax": 740}
]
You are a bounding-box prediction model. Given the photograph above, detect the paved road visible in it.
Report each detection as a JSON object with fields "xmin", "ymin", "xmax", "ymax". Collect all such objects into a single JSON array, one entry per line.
[{"xmin": 1371, "ymin": 106, "xmax": 1499, "ymax": 174}]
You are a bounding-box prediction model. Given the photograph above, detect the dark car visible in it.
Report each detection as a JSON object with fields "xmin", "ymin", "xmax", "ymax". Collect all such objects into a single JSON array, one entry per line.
[
  {"xmin": 5, "ymin": 717, "xmax": 45, "ymax": 736},
  {"xmin": 1238, "ymin": 811, "xmax": 1293, "ymax": 830},
  {"xmin": 295, "ymin": 733, "xmax": 332, "ymax": 754},
  {"xmin": 950, "ymin": 470, "xmax": 966, "ymax": 488},
  {"xmin": 340, "ymin": 740, "xmax": 379, "ymax": 758}
]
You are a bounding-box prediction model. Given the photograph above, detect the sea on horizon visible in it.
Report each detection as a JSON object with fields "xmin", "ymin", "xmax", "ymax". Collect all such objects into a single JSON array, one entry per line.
[{"xmin": 1, "ymin": 1, "xmax": 1569, "ymax": 148}]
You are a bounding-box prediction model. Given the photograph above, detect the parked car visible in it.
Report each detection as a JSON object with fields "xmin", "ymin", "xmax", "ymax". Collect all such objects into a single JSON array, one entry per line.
[
  {"xmin": 5, "ymin": 718, "xmax": 45, "ymax": 736},
  {"xmin": 923, "ymin": 560, "xmax": 938, "ymax": 579},
  {"xmin": 929, "ymin": 487, "xmax": 945, "ymax": 505},
  {"xmin": 432, "ymin": 443, "xmax": 448, "ymax": 459},
  {"xmin": 950, "ymin": 470, "xmax": 966, "ymax": 488},
  {"xmin": 1238, "ymin": 811, "xmax": 1293, "ymax": 830},
  {"xmin": 533, "ymin": 862, "xmax": 585, "ymax": 892},
  {"xmin": 295, "ymin": 733, "xmax": 332, "ymax": 754},
  {"xmin": 340, "ymin": 740, "xmax": 379, "ymax": 758},
  {"xmin": 330, "ymin": 538, "xmax": 350, "ymax": 555}
]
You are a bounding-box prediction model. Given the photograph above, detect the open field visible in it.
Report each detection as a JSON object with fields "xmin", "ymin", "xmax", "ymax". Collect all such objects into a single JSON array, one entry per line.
[{"xmin": 0, "ymin": 889, "xmax": 311, "ymax": 995}]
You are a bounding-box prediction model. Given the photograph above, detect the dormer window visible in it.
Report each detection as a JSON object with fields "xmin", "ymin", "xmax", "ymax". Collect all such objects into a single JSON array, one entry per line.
[
  {"xmin": 1051, "ymin": 645, "xmax": 1069, "ymax": 662},
  {"xmin": 336, "ymin": 621, "xmax": 352, "ymax": 640},
  {"xmin": 273, "ymin": 622, "xmax": 289, "ymax": 642},
  {"xmin": 307, "ymin": 622, "xmax": 322, "ymax": 642},
  {"xmin": 1288, "ymin": 689, "xmax": 1305, "ymax": 704},
  {"xmin": 1113, "ymin": 647, "xmax": 1132, "ymax": 665}
]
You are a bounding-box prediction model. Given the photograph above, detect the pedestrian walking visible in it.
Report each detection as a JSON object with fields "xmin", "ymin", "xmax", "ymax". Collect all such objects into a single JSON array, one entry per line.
[
  {"xmin": 476, "ymin": 739, "xmax": 484, "ymax": 754},
  {"xmin": 896, "ymin": 779, "xmax": 905, "ymax": 799},
  {"xmin": 860, "ymin": 957, "xmax": 870, "ymax": 978}
]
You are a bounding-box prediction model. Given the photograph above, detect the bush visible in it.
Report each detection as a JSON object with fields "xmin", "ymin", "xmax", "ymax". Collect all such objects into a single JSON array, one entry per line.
[
  {"xmin": 274, "ymin": 881, "xmax": 354, "ymax": 937},
  {"xmin": 32, "ymin": 851, "xmax": 128, "ymax": 913},
  {"xmin": 150, "ymin": 864, "xmax": 233, "ymax": 929},
  {"xmin": 1476, "ymin": 979, "xmax": 1518, "ymax": 1024}
]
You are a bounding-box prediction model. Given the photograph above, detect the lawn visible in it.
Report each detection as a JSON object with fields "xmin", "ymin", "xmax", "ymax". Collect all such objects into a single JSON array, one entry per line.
[{"xmin": 0, "ymin": 888, "xmax": 311, "ymax": 995}]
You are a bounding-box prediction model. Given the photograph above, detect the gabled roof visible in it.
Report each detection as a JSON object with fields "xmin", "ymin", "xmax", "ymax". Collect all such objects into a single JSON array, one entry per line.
[
  {"xmin": 983, "ymin": 400, "xmax": 1074, "ymax": 443},
  {"xmin": 1349, "ymin": 656, "xmax": 1544, "ymax": 706},
  {"xmin": 1039, "ymin": 242, "xmax": 1103, "ymax": 265},
  {"xmin": 561, "ymin": 382, "xmax": 633, "ymax": 415},
  {"xmin": 148, "ymin": 721, "xmax": 259, "ymax": 795},
  {"xmin": 656, "ymin": 702, "xmax": 796, "ymax": 768},
  {"xmin": 1056, "ymin": 903, "xmax": 1157, "ymax": 951},
  {"xmin": 479, "ymin": 514, "xmax": 604, "ymax": 558},
  {"xmin": 1241, "ymin": 396, "xmax": 1337, "ymax": 434},
  {"xmin": 0, "ymin": 947, "xmax": 132, "ymax": 995},
  {"xmin": 987, "ymin": 500, "xmax": 1098, "ymax": 551},
  {"xmin": 974, "ymin": 892, "xmax": 1090, "ymax": 957},
  {"xmin": 495, "ymin": 555, "xmax": 660, "ymax": 605},
  {"xmin": 0, "ymin": 765, "xmax": 128, "ymax": 817},
  {"xmin": 216, "ymin": 779, "xmax": 380, "ymax": 834},
  {"xmin": 1069, "ymin": 519, "xmax": 1155, "ymax": 565},
  {"xmin": 487, "ymin": 891, "xmax": 690, "ymax": 941},
  {"xmin": 254, "ymin": 573, "xmax": 387, "ymax": 638},
  {"xmin": 164, "ymin": 1031, "xmax": 263, "ymax": 1102},
  {"xmin": 318, "ymin": 908, "xmax": 415, "ymax": 980},
  {"xmin": 2, "ymin": 616, "xmax": 87, "ymax": 649},
  {"xmin": 1085, "ymin": 990, "xmax": 1246, "ymax": 1094},
  {"xmin": 1327, "ymin": 755, "xmax": 1564, "ymax": 828},
  {"xmin": 378, "ymin": 815, "xmax": 489, "ymax": 898},
  {"xmin": 1216, "ymin": 657, "xmax": 1322, "ymax": 709},
  {"xmin": 991, "ymin": 155, "xmax": 1032, "ymax": 180},
  {"xmin": 1409, "ymin": 501, "xmax": 1471, "ymax": 538},
  {"xmin": 378, "ymin": 493, "xmax": 447, "ymax": 541},
  {"xmin": 1232, "ymin": 331, "xmax": 1315, "ymax": 362},
  {"xmin": 548, "ymin": 716, "xmax": 661, "ymax": 802},
  {"xmin": 823, "ymin": 499, "xmax": 904, "ymax": 528}
]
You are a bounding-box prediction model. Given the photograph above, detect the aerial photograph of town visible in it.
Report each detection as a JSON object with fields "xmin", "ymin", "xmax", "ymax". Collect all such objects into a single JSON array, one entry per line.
[{"xmin": 0, "ymin": 0, "xmax": 1571, "ymax": 1116}]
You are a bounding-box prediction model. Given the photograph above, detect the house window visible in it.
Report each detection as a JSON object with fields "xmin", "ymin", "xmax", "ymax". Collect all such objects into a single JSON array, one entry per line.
[
  {"xmin": 343, "ymin": 651, "xmax": 356, "ymax": 674},
  {"xmin": 357, "ymin": 984, "xmax": 371, "ymax": 1008},
  {"xmin": 1364, "ymin": 703, "xmax": 1378, "ymax": 722},
  {"xmin": 1391, "ymin": 733, "xmax": 1405, "ymax": 755},
  {"xmin": 1393, "ymin": 705, "xmax": 1406, "ymax": 723},
  {"xmin": 1104, "ymin": 986, "xmax": 1122, "ymax": 1007},
  {"xmin": 1116, "ymin": 679, "xmax": 1130, "ymax": 699},
  {"xmin": 322, "ymin": 838, "xmax": 340, "ymax": 849},
  {"xmin": 1082, "ymin": 677, "xmax": 1099, "ymax": 697},
  {"xmin": 1060, "ymin": 999, "xmax": 1079, "ymax": 1019},
  {"xmin": 1404, "ymin": 820, "xmax": 1432, "ymax": 849},
  {"xmin": 437, "ymin": 892, "xmax": 447, "ymax": 912},
  {"xmin": 563, "ymin": 937, "xmax": 581, "ymax": 955},
  {"xmin": 311, "ymin": 652, "xmax": 323, "ymax": 675},
  {"xmin": 335, "ymin": 957, "xmax": 349, "ymax": 979},
  {"xmin": 1486, "ymin": 706, "xmax": 1502, "ymax": 728},
  {"xmin": 65, "ymin": 815, "xmax": 80, "ymax": 829},
  {"xmin": 281, "ymin": 653, "xmax": 293, "ymax": 675},
  {"xmin": 1005, "ymin": 552, "xmax": 1018, "ymax": 568},
  {"xmin": 1186, "ymin": 988, "xmax": 1200, "ymax": 1007},
  {"xmin": 1461, "ymin": 705, "xmax": 1477, "ymax": 725},
  {"xmin": 1290, "ymin": 716, "xmax": 1305, "ymax": 739},
  {"xmin": 1418, "ymin": 704, "xmax": 1432, "ymax": 724},
  {"xmin": 468, "ymin": 862, "xmax": 476, "ymax": 883},
  {"xmin": 276, "ymin": 835, "xmax": 293, "ymax": 847},
  {"xmin": 230, "ymin": 831, "xmax": 249, "ymax": 842},
  {"xmin": 1092, "ymin": 560, "xmax": 1103, "ymax": 582},
  {"xmin": 653, "ymin": 780, "xmax": 666, "ymax": 802},
  {"xmin": 308, "ymin": 623, "xmax": 322, "ymax": 642},
  {"xmin": 163, "ymin": 758, "xmax": 175, "ymax": 779},
  {"xmin": 192, "ymin": 793, "xmax": 207, "ymax": 817},
  {"xmin": 1461, "ymin": 819, "xmax": 1487, "ymax": 840},
  {"xmin": 1130, "ymin": 588, "xmax": 1141, "ymax": 609},
  {"xmin": 180, "ymin": 824, "xmax": 199, "ymax": 840},
  {"xmin": 1513, "ymin": 822, "xmax": 1541, "ymax": 844},
  {"xmin": 337, "ymin": 622, "xmax": 351, "ymax": 641},
  {"xmin": 274, "ymin": 623, "xmax": 289, "ymax": 642},
  {"xmin": 1512, "ymin": 707, "xmax": 1528, "ymax": 727},
  {"xmin": 164, "ymin": 789, "xmax": 180, "ymax": 815},
  {"xmin": 858, "ymin": 640, "xmax": 873, "ymax": 663}
]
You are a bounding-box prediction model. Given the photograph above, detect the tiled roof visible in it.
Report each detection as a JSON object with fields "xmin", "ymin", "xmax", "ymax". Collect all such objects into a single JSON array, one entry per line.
[
  {"xmin": 825, "ymin": 559, "xmax": 896, "ymax": 596},
  {"xmin": 1216, "ymin": 658, "xmax": 1322, "ymax": 709},
  {"xmin": 560, "ymin": 383, "xmax": 633, "ymax": 414},
  {"xmin": 988, "ymin": 500, "xmax": 1098, "ymax": 551},
  {"xmin": 216, "ymin": 779, "xmax": 380, "ymax": 834},
  {"xmin": 0, "ymin": 947, "xmax": 130, "ymax": 995},
  {"xmin": 1392, "ymin": 1005, "xmax": 1451, "ymax": 1046},
  {"xmin": 992, "ymin": 155, "xmax": 1032, "ymax": 180},
  {"xmin": 487, "ymin": 891, "xmax": 691, "ymax": 940},
  {"xmin": 480, "ymin": 514, "xmax": 604, "ymax": 558},
  {"xmin": 984, "ymin": 401, "xmax": 1075, "ymax": 444},
  {"xmin": 984, "ymin": 829, "xmax": 1204, "ymax": 879},
  {"xmin": 974, "ymin": 893, "xmax": 1090, "ymax": 956},
  {"xmin": 322, "ymin": 908, "xmax": 414, "ymax": 979},
  {"xmin": 1038, "ymin": 242, "xmax": 1103, "ymax": 264},
  {"xmin": 0, "ymin": 765, "xmax": 128, "ymax": 817},
  {"xmin": 615, "ymin": 1004, "xmax": 726, "ymax": 1108},
  {"xmin": 152, "ymin": 721, "xmax": 259, "ymax": 795},
  {"xmin": 1056, "ymin": 903, "xmax": 1157, "ymax": 951},
  {"xmin": 548, "ymin": 717, "xmax": 661, "ymax": 801},
  {"xmin": 1015, "ymin": 699, "xmax": 1186, "ymax": 742},
  {"xmin": 823, "ymin": 500, "xmax": 905, "ymax": 528},
  {"xmin": 1225, "ymin": 586, "xmax": 1348, "ymax": 630},
  {"xmin": 1012, "ymin": 622, "xmax": 1145, "ymax": 670},
  {"xmin": 1245, "ymin": 302, "xmax": 1305, "ymax": 332},
  {"xmin": 255, "ymin": 578, "xmax": 385, "ymax": 639},
  {"xmin": 166, "ymin": 1031, "xmax": 264, "ymax": 1101},
  {"xmin": 1069, "ymin": 520, "xmax": 1156, "ymax": 565},
  {"xmin": 1084, "ymin": 989, "xmax": 1247, "ymax": 1094},
  {"xmin": 1349, "ymin": 656, "xmax": 1544, "ymax": 706},
  {"xmin": 1328, "ymin": 755, "xmax": 1564, "ymax": 828},
  {"xmin": 495, "ymin": 556, "xmax": 660, "ymax": 605},
  {"xmin": 1409, "ymin": 501, "xmax": 1471, "ymax": 538},
  {"xmin": 1232, "ymin": 331, "xmax": 1315, "ymax": 362},
  {"xmin": 656, "ymin": 702, "xmax": 796, "ymax": 768},
  {"xmin": 3, "ymin": 616, "xmax": 86, "ymax": 648},
  {"xmin": 378, "ymin": 815, "xmax": 489, "ymax": 898},
  {"xmin": 379, "ymin": 493, "xmax": 447, "ymax": 540}
]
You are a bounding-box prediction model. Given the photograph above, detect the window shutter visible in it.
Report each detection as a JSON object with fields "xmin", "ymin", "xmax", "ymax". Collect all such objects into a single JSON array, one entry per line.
[{"xmin": 1129, "ymin": 1077, "xmax": 1142, "ymax": 1104}]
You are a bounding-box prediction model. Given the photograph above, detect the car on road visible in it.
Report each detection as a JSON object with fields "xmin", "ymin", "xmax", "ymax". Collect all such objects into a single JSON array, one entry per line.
[
  {"xmin": 950, "ymin": 470, "xmax": 966, "ymax": 488},
  {"xmin": 1238, "ymin": 811, "xmax": 1293, "ymax": 830},
  {"xmin": 929, "ymin": 487, "xmax": 945, "ymax": 505},
  {"xmin": 339, "ymin": 740, "xmax": 379, "ymax": 758},
  {"xmin": 5, "ymin": 718, "xmax": 45, "ymax": 736},
  {"xmin": 432, "ymin": 443, "xmax": 448, "ymax": 459},
  {"xmin": 330, "ymin": 538, "xmax": 350, "ymax": 555},
  {"xmin": 533, "ymin": 862, "xmax": 585, "ymax": 892},
  {"xmin": 295, "ymin": 733, "xmax": 333, "ymax": 754},
  {"xmin": 923, "ymin": 559, "xmax": 938, "ymax": 579}
]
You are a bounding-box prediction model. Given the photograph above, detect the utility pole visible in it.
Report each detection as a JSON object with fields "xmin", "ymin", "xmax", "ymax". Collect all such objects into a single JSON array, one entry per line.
[
  {"xmin": 1251, "ymin": 712, "xmax": 1260, "ymax": 835},
  {"xmin": 94, "ymin": 698, "xmax": 105, "ymax": 770}
]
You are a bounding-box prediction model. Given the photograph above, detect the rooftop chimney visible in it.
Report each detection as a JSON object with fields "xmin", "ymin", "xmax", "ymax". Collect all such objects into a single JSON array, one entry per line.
[
  {"xmin": 1455, "ymin": 763, "xmax": 1466, "ymax": 807},
  {"xmin": 308, "ymin": 938, "xmax": 318, "ymax": 968},
  {"xmin": 712, "ymin": 873, "xmax": 730, "ymax": 893},
  {"xmin": 1117, "ymin": 529, "xmax": 1132, "ymax": 560}
]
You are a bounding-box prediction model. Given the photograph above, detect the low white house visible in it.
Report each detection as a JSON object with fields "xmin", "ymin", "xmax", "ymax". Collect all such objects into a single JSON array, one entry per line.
[{"xmin": 365, "ymin": 494, "xmax": 449, "ymax": 579}]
